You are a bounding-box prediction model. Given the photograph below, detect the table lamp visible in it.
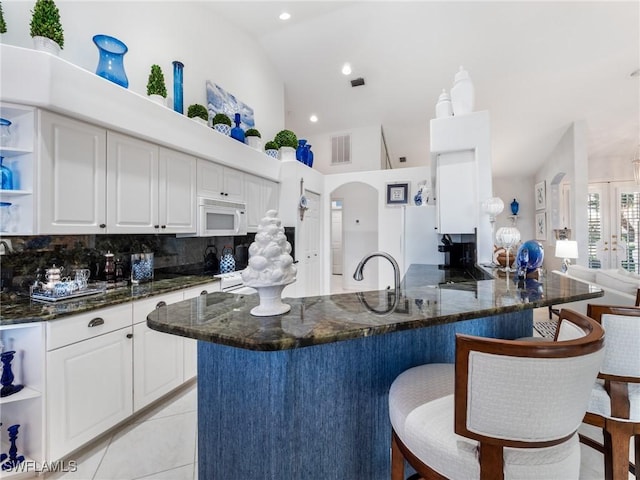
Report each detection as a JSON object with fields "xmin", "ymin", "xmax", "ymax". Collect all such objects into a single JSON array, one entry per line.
[{"xmin": 555, "ymin": 240, "xmax": 578, "ymax": 273}]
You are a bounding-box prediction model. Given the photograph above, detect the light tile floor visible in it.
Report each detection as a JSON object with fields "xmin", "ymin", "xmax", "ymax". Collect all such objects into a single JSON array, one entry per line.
[{"xmin": 44, "ymin": 308, "xmax": 629, "ymax": 480}]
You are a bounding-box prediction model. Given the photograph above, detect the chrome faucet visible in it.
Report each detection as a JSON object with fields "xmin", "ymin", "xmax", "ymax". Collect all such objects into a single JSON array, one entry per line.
[{"xmin": 353, "ymin": 251, "xmax": 401, "ymax": 293}]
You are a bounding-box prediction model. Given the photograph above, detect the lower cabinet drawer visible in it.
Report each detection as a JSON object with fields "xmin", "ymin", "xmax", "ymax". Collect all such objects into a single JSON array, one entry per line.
[
  {"xmin": 47, "ymin": 326, "xmax": 133, "ymax": 461},
  {"xmin": 46, "ymin": 303, "xmax": 133, "ymax": 351}
]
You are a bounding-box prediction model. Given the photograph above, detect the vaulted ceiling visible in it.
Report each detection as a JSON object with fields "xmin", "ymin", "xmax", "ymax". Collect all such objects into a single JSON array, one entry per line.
[{"xmin": 208, "ymin": 1, "xmax": 639, "ymax": 178}]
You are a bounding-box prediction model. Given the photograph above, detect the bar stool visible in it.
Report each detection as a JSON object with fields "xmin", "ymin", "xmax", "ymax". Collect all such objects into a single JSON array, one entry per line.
[
  {"xmin": 389, "ymin": 309, "xmax": 605, "ymax": 480},
  {"xmin": 579, "ymin": 303, "xmax": 640, "ymax": 480}
]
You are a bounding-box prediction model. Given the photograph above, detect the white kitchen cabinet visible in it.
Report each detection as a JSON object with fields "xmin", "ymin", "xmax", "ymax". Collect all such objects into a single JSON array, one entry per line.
[
  {"xmin": 47, "ymin": 325, "xmax": 133, "ymax": 461},
  {"xmin": 158, "ymin": 148, "xmax": 197, "ymax": 233},
  {"xmin": 132, "ymin": 292, "xmax": 185, "ymax": 411},
  {"xmin": 245, "ymin": 174, "xmax": 280, "ymax": 232},
  {"xmin": 181, "ymin": 281, "xmax": 220, "ymax": 380},
  {"xmin": 0, "ymin": 322, "xmax": 45, "ymax": 475},
  {"xmin": 196, "ymin": 159, "xmax": 244, "ymax": 202},
  {"xmin": 435, "ymin": 151, "xmax": 476, "ymax": 234}
]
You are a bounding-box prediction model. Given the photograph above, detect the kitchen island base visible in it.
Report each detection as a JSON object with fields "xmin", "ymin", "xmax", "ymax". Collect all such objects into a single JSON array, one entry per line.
[{"xmin": 197, "ymin": 310, "xmax": 532, "ymax": 479}]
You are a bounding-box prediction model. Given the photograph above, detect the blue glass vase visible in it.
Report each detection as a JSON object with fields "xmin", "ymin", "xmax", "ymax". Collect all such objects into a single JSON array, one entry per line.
[
  {"xmin": 0, "ymin": 157, "xmax": 13, "ymax": 190},
  {"xmin": 172, "ymin": 61, "xmax": 184, "ymax": 114},
  {"xmin": 510, "ymin": 198, "xmax": 519, "ymax": 215},
  {"xmin": 93, "ymin": 35, "xmax": 129, "ymax": 88},
  {"xmin": 296, "ymin": 139, "xmax": 307, "ymax": 162},
  {"xmin": 230, "ymin": 114, "xmax": 245, "ymax": 143},
  {"xmin": 306, "ymin": 144, "xmax": 314, "ymax": 168},
  {"xmin": 515, "ymin": 240, "xmax": 544, "ymax": 278}
]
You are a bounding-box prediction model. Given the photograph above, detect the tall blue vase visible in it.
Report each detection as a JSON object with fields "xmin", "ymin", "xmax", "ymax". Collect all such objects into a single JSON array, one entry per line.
[
  {"xmin": 172, "ymin": 61, "xmax": 184, "ymax": 114},
  {"xmin": 230, "ymin": 114, "xmax": 245, "ymax": 143},
  {"xmin": 306, "ymin": 144, "xmax": 314, "ymax": 168},
  {"xmin": 93, "ymin": 35, "xmax": 129, "ymax": 88},
  {"xmin": 296, "ymin": 139, "xmax": 307, "ymax": 162}
]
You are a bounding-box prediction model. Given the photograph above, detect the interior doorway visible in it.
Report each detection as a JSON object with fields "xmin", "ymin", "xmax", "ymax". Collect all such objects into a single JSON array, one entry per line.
[{"xmin": 331, "ymin": 200, "xmax": 343, "ymax": 275}]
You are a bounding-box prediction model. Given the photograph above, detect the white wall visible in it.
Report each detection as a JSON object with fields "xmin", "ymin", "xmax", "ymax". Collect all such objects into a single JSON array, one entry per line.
[
  {"xmin": 305, "ymin": 125, "xmax": 382, "ymax": 175},
  {"xmin": 492, "ymin": 176, "xmax": 534, "ymax": 244},
  {"xmin": 589, "ymin": 155, "xmax": 635, "ymax": 183},
  {"xmin": 1, "ymin": 1, "xmax": 285, "ymax": 141},
  {"xmin": 535, "ymin": 121, "xmax": 588, "ymax": 271}
]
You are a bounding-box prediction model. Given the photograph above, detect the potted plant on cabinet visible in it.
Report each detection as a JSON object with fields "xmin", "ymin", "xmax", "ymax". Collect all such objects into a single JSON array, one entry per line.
[
  {"xmin": 187, "ymin": 104, "xmax": 208, "ymax": 126},
  {"xmin": 0, "ymin": 3, "xmax": 7, "ymax": 34},
  {"xmin": 274, "ymin": 129, "xmax": 298, "ymax": 161},
  {"xmin": 146, "ymin": 64, "xmax": 167, "ymax": 105},
  {"xmin": 264, "ymin": 140, "xmax": 279, "ymax": 158},
  {"xmin": 212, "ymin": 113, "xmax": 231, "ymax": 135},
  {"xmin": 245, "ymin": 128, "xmax": 262, "ymax": 150},
  {"xmin": 30, "ymin": 0, "xmax": 64, "ymax": 55}
]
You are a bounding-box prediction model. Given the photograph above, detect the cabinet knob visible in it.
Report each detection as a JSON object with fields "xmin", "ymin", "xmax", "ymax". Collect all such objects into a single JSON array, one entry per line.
[
  {"xmin": 126, "ymin": 333, "xmax": 133, "ymax": 339},
  {"xmin": 99, "ymin": 224, "xmax": 106, "ymax": 229},
  {"xmin": 200, "ymin": 290, "xmax": 208, "ymax": 296},
  {"xmin": 161, "ymin": 225, "xmax": 166, "ymax": 229},
  {"xmin": 156, "ymin": 301, "xmax": 167, "ymax": 309},
  {"xmin": 220, "ymin": 192, "xmax": 224, "ymax": 196},
  {"xmin": 88, "ymin": 317, "xmax": 104, "ymax": 328}
]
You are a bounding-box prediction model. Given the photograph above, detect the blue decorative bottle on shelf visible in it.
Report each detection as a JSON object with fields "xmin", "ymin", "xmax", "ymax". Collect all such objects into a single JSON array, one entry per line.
[
  {"xmin": 0, "ymin": 351, "xmax": 23, "ymax": 398},
  {"xmin": 510, "ymin": 198, "xmax": 519, "ymax": 215},
  {"xmin": 93, "ymin": 35, "xmax": 129, "ymax": 88},
  {"xmin": 172, "ymin": 61, "xmax": 184, "ymax": 114},
  {"xmin": 230, "ymin": 114, "xmax": 245, "ymax": 143},
  {"xmin": 296, "ymin": 139, "xmax": 307, "ymax": 162},
  {"xmin": 306, "ymin": 144, "xmax": 314, "ymax": 168},
  {"xmin": 0, "ymin": 157, "xmax": 13, "ymax": 190}
]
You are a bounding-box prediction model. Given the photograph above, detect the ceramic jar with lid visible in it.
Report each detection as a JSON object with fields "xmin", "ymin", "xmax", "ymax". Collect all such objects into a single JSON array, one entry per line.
[
  {"xmin": 450, "ymin": 66, "xmax": 475, "ymax": 116},
  {"xmin": 435, "ymin": 89, "xmax": 453, "ymax": 118}
]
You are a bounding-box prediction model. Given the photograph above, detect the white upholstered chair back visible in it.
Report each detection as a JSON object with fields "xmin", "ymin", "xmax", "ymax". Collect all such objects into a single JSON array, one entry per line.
[{"xmin": 600, "ymin": 313, "xmax": 640, "ymax": 377}]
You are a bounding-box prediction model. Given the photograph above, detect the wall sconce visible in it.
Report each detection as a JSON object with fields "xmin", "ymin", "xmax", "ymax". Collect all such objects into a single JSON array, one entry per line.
[{"xmin": 555, "ymin": 239, "xmax": 578, "ymax": 273}]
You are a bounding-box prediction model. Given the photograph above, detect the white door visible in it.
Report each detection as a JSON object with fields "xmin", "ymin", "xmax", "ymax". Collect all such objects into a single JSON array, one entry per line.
[
  {"xmin": 223, "ymin": 167, "xmax": 245, "ymax": 202},
  {"xmin": 158, "ymin": 147, "xmax": 196, "ymax": 233},
  {"xmin": 244, "ymin": 174, "xmax": 263, "ymax": 231},
  {"xmin": 588, "ymin": 181, "xmax": 640, "ymax": 272},
  {"xmin": 47, "ymin": 327, "xmax": 133, "ymax": 461},
  {"xmin": 38, "ymin": 111, "xmax": 107, "ymax": 234},
  {"xmin": 302, "ymin": 191, "xmax": 321, "ymax": 296},
  {"xmin": 107, "ymin": 132, "xmax": 158, "ymax": 233},
  {"xmin": 331, "ymin": 204, "xmax": 343, "ymax": 275}
]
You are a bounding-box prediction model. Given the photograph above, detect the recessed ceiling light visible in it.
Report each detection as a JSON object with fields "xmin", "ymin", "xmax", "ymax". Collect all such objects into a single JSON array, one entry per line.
[
  {"xmin": 279, "ymin": 12, "xmax": 291, "ymax": 20},
  {"xmin": 309, "ymin": 115, "xmax": 318, "ymax": 123},
  {"xmin": 341, "ymin": 63, "xmax": 352, "ymax": 75}
]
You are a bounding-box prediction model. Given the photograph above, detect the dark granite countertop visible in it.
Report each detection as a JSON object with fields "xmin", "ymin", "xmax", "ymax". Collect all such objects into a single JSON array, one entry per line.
[
  {"xmin": 147, "ymin": 265, "xmax": 604, "ymax": 351},
  {"xmin": 0, "ymin": 275, "xmax": 219, "ymax": 325}
]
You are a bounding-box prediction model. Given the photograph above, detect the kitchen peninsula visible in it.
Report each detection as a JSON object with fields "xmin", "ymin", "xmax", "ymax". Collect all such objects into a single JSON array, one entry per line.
[{"xmin": 147, "ymin": 265, "xmax": 603, "ymax": 479}]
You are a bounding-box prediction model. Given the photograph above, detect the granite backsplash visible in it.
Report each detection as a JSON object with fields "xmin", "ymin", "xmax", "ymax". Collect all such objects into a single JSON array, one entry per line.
[{"xmin": 0, "ymin": 232, "xmax": 280, "ymax": 293}]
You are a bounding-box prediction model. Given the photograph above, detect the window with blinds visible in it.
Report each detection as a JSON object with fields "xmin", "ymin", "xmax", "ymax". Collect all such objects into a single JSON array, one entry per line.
[
  {"xmin": 587, "ymin": 192, "xmax": 602, "ymax": 268},
  {"xmin": 619, "ymin": 192, "xmax": 640, "ymax": 273}
]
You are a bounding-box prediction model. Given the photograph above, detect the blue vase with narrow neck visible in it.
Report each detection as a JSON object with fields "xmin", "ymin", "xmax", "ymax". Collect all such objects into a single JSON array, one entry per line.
[
  {"xmin": 172, "ymin": 61, "xmax": 184, "ymax": 114},
  {"xmin": 93, "ymin": 35, "xmax": 129, "ymax": 88},
  {"xmin": 306, "ymin": 144, "xmax": 314, "ymax": 168},
  {"xmin": 296, "ymin": 139, "xmax": 307, "ymax": 162},
  {"xmin": 510, "ymin": 198, "xmax": 519, "ymax": 215},
  {"xmin": 230, "ymin": 114, "xmax": 245, "ymax": 143}
]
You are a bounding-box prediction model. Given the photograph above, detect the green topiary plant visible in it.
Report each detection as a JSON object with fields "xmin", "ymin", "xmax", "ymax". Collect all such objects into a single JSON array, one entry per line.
[
  {"xmin": 187, "ymin": 104, "xmax": 208, "ymax": 121},
  {"xmin": 30, "ymin": 0, "xmax": 64, "ymax": 48},
  {"xmin": 245, "ymin": 128, "xmax": 261, "ymax": 138},
  {"xmin": 274, "ymin": 129, "xmax": 298, "ymax": 149},
  {"xmin": 0, "ymin": 3, "xmax": 7, "ymax": 34},
  {"xmin": 146, "ymin": 64, "xmax": 167, "ymax": 98},
  {"xmin": 212, "ymin": 113, "xmax": 231, "ymax": 126},
  {"xmin": 264, "ymin": 141, "xmax": 278, "ymax": 150}
]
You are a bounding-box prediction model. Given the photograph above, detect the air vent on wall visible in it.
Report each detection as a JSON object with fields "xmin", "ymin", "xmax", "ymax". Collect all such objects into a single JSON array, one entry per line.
[
  {"xmin": 331, "ymin": 134, "xmax": 351, "ymax": 165},
  {"xmin": 350, "ymin": 77, "xmax": 365, "ymax": 87}
]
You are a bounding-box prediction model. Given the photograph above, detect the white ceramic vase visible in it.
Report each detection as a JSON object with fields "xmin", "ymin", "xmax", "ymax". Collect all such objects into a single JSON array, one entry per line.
[
  {"xmin": 149, "ymin": 94, "xmax": 166, "ymax": 106},
  {"xmin": 250, "ymin": 284, "xmax": 291, "ymax": 317},
  {"xmin": 265, "ymin": 149, "xmax": 279, "ymax": 158},
  {"xmin": 213, "ymin": 124, "xmax": 231, "ymax": 135},
  {"xmin": 450, "ymin": 66, "xmax": 475, "ymax": 116},
  {"xmin": 246, "ymin": 136, "xmax": 262, "ymax": 151},
  {"xmin": 32, "ymin": 36, "xmax": 61, "ymax": 56},
  {"xmin": 278, "ymin": 146, "xmax": 296, "ymax": 162}
]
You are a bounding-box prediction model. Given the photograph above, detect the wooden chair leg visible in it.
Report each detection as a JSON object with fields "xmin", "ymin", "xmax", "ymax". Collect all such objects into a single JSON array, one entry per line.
[
  {"xmin": 607, "ymin": 421, "xmax": 634, "ymax": 480},
  {"xmin": 392, "ymin": 431, "xmax": 405, "ymax": 480},
  {"xmin": 633, "ymin": 435, "xmax": 639, "ymax": 477},
  {"xmin": 479, "ymin": 443, "xmax": 504, "ymax": 480}
]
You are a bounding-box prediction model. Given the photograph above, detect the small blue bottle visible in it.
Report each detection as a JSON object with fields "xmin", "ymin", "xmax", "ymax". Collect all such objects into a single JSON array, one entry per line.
[
  {"xmin": 510, "ymin": 198, "xmax": 519, "ymax": 215},
  {"xmin": 0, "ymin": 157, "xmax": 13, "ymax": 190},
  {"xmin": 230, "ymin": 113, "xmax": 245, "ymax": 143},
  {"xmin": 296, "ymin": 139, "xmax": 307, "ymax": 162},
  {"xmin": 306, "ymin": 145, "xmax": 314, "ymax": 168}
]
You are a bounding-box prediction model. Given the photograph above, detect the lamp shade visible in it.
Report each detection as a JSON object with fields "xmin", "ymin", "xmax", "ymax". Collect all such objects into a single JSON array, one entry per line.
[
  {"xmin": 482, "ymin": 197, "xmax": 504, "ymax": 219},
  {"xmin": 555, "ymin": 240, "xmax": 578, "ymax": 259},
  {"xmin": 496, "ymin": 226, "xmax": 521, "ymax": 249}
]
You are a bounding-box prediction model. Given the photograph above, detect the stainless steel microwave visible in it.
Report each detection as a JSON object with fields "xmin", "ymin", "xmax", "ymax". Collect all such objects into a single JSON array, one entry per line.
[{"xmin": 196, "ymin": 197, "xmax": 247, "ymax": 236}]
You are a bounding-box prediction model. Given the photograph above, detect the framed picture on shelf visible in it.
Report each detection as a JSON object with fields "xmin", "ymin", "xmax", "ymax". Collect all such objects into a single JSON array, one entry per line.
[
  {"xmin": 535, "ymin": 212, "xmax": 546, "ymax": 240},
  {"xmin": 535, "ymin": 181, "xmax": 546, "ymax": 210},
  {"xmin": 386, "ymin": 182, "xmax": 409, "ymax": 206}
]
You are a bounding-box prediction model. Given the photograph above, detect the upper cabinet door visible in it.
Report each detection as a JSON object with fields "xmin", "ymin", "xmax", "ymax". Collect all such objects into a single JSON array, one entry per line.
[
  {"xmin": 196, "ymin": 160, "xmax": 224, "ymax": 198},
  {"xmin": 158, "ymin": 147, "xmax": 196, "ymax": 233},
  {"xmin": 107, "ymin": 132, "xmax": 158, "ymax": 233},
  {"xmin": 38, "ymin": 111, "xmax": 107, "ymax": 234},
  {"xmin": 222, "ymin": 167, "xmax": 244, "ymax": 203}
]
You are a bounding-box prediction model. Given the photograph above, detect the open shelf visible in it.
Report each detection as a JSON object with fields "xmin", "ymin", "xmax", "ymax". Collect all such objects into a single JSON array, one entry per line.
[
  {"xmin": 0, "ymin": 190, "xmax": 31, "ymax": 197},
  {"xmin": 0, "ymin": 453, "xmax": 38, "ymax": 479},
  {"xmin": 0, "ymin": 387, "xmax": 41, "ymax": 406}
]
